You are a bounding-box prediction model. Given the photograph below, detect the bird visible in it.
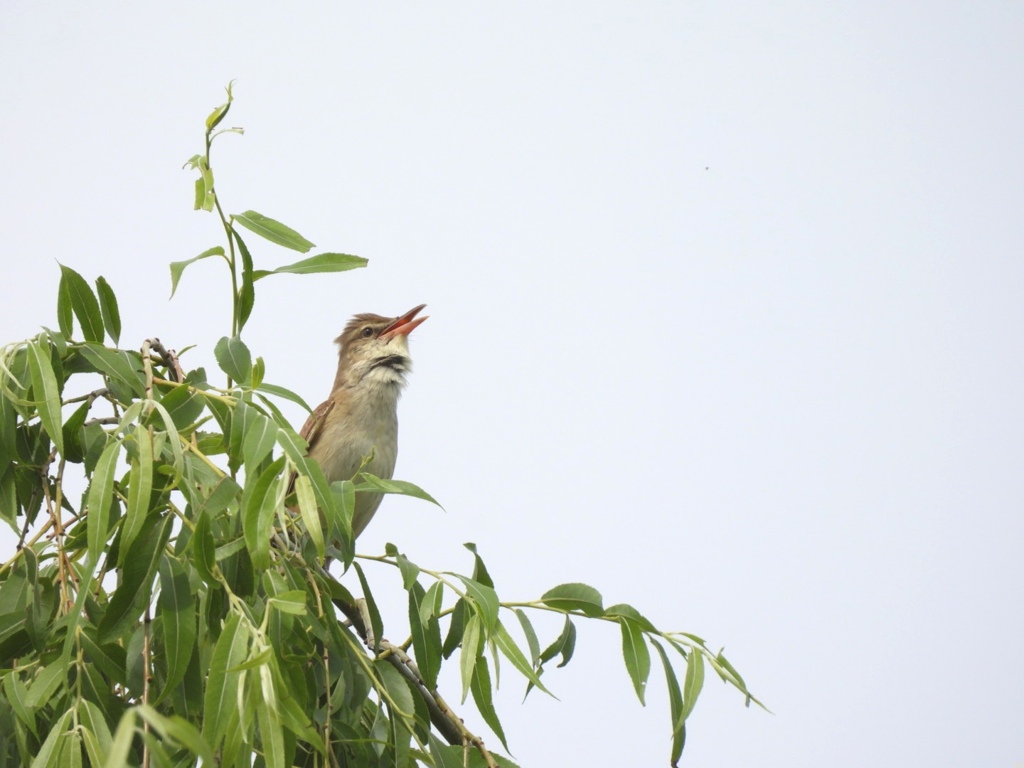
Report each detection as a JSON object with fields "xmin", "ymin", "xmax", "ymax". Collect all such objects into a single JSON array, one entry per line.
[{"xmin": 299, "ymin": 304, "xmax": 427, "ymax": 539}]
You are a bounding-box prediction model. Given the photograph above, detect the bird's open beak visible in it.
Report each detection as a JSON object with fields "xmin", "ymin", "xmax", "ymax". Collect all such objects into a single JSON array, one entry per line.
[{"xmin": 380, "ymin": 304, "xmax": 428, "ymax": 339}]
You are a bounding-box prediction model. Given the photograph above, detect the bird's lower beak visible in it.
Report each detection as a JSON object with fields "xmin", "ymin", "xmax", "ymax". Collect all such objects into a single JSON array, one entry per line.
[{"xmin": 380, "ymin": 304, "xmax": 428, "ymax": 339}]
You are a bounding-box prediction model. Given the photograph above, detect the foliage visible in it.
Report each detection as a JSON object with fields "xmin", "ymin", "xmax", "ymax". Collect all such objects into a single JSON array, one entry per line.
[{"xmin": 0, "ymin": 84, "xmax": 761, "ymax": 768}]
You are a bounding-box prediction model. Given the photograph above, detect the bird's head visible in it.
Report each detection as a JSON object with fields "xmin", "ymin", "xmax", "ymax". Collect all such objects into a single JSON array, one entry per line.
[{"xmin": 333, "ymin": 304, "xmax": 428, "ymax": 390}]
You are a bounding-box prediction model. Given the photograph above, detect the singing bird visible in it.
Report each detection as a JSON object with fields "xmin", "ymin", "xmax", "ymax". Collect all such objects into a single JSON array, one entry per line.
[{"xmin": 300, "ymin": 304, "xmax": 427, "ymax": 539}]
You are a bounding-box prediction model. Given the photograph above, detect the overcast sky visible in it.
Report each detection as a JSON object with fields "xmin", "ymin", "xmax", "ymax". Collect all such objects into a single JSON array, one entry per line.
[{"xmin": 3, "ymin": 3, "xmax": 1023, "ymax": 766}]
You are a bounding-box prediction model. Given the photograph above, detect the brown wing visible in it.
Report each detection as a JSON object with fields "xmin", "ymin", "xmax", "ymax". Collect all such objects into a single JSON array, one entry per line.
[{"xmin": 300, "ymin": 397, "xmax": 335, "ymax": 454}]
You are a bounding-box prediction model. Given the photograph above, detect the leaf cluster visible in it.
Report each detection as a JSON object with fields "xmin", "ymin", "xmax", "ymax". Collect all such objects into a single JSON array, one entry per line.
[{"xmin": 0, "ymin": 85, "xmax": 760, "ymax": 768}]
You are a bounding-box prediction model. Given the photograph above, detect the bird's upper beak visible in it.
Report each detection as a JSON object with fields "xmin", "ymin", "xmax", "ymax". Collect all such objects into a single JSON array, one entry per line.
[{"xmin": 379, "ymin": 304, "xmax": 428, "ymax": 339}]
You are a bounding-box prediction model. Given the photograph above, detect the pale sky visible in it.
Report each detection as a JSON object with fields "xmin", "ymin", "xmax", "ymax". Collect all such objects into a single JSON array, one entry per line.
[{"xmin": 2, "ymin": 3, "xmax": 1023, "ymax": 766}]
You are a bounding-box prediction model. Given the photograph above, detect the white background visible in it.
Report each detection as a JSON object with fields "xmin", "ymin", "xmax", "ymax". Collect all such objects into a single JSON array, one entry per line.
[{"xmin": 2, "ymin": 3, "xmax": 1023, "ymax": 766}]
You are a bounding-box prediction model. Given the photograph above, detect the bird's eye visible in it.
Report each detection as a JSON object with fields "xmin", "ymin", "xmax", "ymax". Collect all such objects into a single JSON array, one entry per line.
[{"xmin": 361, "ymin": 327, "xmax": 374, "ymax": 338}]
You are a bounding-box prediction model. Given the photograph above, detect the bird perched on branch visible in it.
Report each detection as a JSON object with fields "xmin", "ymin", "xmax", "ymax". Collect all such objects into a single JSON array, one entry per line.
[{"xmin": 300, "ymin": 304, "xmax": 427, "ymax": 539}]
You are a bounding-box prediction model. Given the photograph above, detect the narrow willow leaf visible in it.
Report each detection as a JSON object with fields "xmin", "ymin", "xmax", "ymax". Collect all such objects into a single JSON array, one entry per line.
[
  {"xmin": 459, "ymin": 612, "xmax": 482, "ymax": 704},
  {"xmin": 652, "ymin": 639, "xmax": 686, "ymax": 765},
  {"xmin": 214, "ymin": 335, "xmax": 252, "ymax": 385},
  {"xmin": 514, "ymin": 609, "xmax": 541, "ymax": 667},
  {"xmin": 79, "ymin": 344, "xmax": 146, "ymax": 398},
  {"xmin": 98, "ymin": 513, "xmax": 172, "ymax": 643},
  {"xmin": 295, "ymin": 473, "xmax": 324, "ymax": 561},
  {"xmin": 202, "ymin": 613, "xmax": 249, "ymax": 745},
  {"xmin": 470, "ymin": 656, "xmax": 510, "ymax": 753},
  {"xmin": 192, "ymin": 507, "xmax": 217, "ymax": 585},
  {"xmin": 95, "ymin": 276, "xmax": 121, "ymax": 345},
  {"xmin": 233, "ymin": 210, "xmax": 315, "ymax": 252},
  {"xmin": 541, "ymin": 583, "xmax": 605, "ymax": 617},
  {"xmin": 78, "ymin": 700, "xmax": 114, "ymax": 761},
  {"xmin": 242, "ymin": 455, "xmax": 286, "ymax": 571},
  {"xmin": 442, "ymin": 598, "xmax": 467, "ymax": 659},
  {"xmin": 4, "ymin": 672, "xmax": 36, "ymax": 736},
  {"xmin": 33, "ymin": 707, "xmax": 73, "ymax": 768},
  {"xmin": 620, "ymin": 618, "xmax": 651, "ymax": 705},
  {"xmin": 454, "ymin": 575, "xmax": 499, "ymax": 632},
  {"xmin": 136, "ymin": 703, "xmax": 216, "ymax": 764},
  {"xmin": 357, "ymin": 473, "xmax": 443, "ymax": 508},
  {"xmin": 604, "ymin": 602, "xmax": 657, "ymax": 632},
  {"xmin": 241, "ymin": 410, "xmax": 278, "ymax": 475},
  {"xmin": 408, "ymin": 582, "xmax": 441, "ymax": 691},
  {"xmin": 681, "ymin": 649, "xmax": 706, "ymax": 723},
  {"xmin": 56, "ymin": 276, "xmax": 73, "ymax": 337},
  {"xmin": 86, "ymin": 439, "xmax": 120, "ymax": 567},
  {"xmin": 26, "ymin": 339, "xmax": 64, "ymax": 456},
  {"xmin": 421, "ymin": 581, "xmax": 444, "ymax": 627},
  {"xmin": 267, "ymin": 590, "xmax": 307, "ymax": 616},
  {"xmin": 205, "ymin": 83, "xmax": 233, "ymax": 130},
  {"xmin": 25, "ymin": 661, "xmax": 65, "ymax": 709},
  {"xmin": 59, "ymin": 264, "xmax": 104, "ymax": 343},
  {"xmin": 251, "ymin": 252, "xmax": 367, "ymax": 280},
  {"xmin": 169, "ymin": 247, "xmax": 223, "ymax": 298},
  {"xmin": 103, "ymin": 710, "xmax": 136, "ymax": 768},
  {"xmin": 255, "ymin": 381, "xmax": 313, "ymax": 412},
  {"xmin": 256, "ymin": 698, "xmax": 286, "ymax": 768},
  {"xmin": 157, "ymin": 557, "xmax": 196, "ymax": 702},
  {"xmin": 121, "ymin": 427, "xmax": 154, "ymax": 562},
  {"xmin": 396, "ymin": 554, "xmax": 420, "ymax": 590},
  {"xmin": 539, "ymin": 615, "xmax": 576, "ymax": 668},
  {"xmin": 493, "ymin": 621, "xmax": 554, "ymax": 697},
  {"xmin": 463, "ymin": 542, "xmax": 494, "ymax": 588},
  {"xmin": 353, "ymin": 562, "xmax": 383, "ymax": 653}
]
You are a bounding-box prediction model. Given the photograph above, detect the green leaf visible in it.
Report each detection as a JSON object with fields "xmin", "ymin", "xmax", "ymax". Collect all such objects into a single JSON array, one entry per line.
[
  {"xmin": 234, "ymin": 231, "xmax": 255, "ymax": 332},
  {"xmin": 78, "ymin": 344, "xmax": 146, "ymax": 398},
  {"xmin": 459, "ymin": 612, "xmax": 482, "ymax": 704},
  {"xmin": 214, "ymin": 335, "xmax": 252, "ymax": 385},
  {"xmin": 494, "ymin": 620, "xmax": 554, "ymax": 697},
  {"xmin": 604, "ymin": 602, "xmax": 657, "ymax": 632},
  {"xmin": 78, "ymin": 699, "xmax": 114, "ymax": 763},
  {"xmin": 56, "ymin": 276, "xmax": 73, "ymax": 337},
  {"xmin": 353, "ymin": 562, "xmax": 383, "ymax": 653},
  {"xmin": 26, "ymin": 338, "xmax": 64, "ymax": 456},
  {"xmin": 295, "ymin": 473, "xmax": 324, "ymax": 561},
  {"xmin": 205, "ymin": 82, "xmax": 234, "ymax": 131},
  {"xmin": 135, "ymin": 704, "xmax": 216, "ymax": 765},
  {"xmin": 241, "ymin": 408, "xmax": 278, "ymax": 475},
  {"xmin": 357, "ymin": 473, "xmax": 443, "ymax": 508},
  {"xmin": 33, "ymin": 707, "xmax": 73, "ymax": 768},
  {"xmin": 463, "ymin": 542, "xmax": 494, "ymax": 588},
  {"xmin": 4, "ymin": 672, "xmax": 36, "ymax": 736},
  {"xmin": 252, "ymin": 252, "xmax": 367, "ymax": 280},
  {"xmin": 454, "ymin": 575, "xmax": 499, "ymax": 632},
  {"xmin": 98, "ymin": 512, "xmax": 172, "ymax": 643},
  {"xmin": 25, "ymin": 660, "xmax": 66, "ymax": 710},
  {"xmin": 620, "ymin": 618, "xmax": 651, "ymax": 705},
  {"xmin": 86, "ymin": 438, "xmax": 121, "ymax": 567},
  {"xmin": 95, "ymin": 276, "xmax": 121, "ymax": 345},
  {"xmin": 652, "ymin": 639, "xmax": 686, "ymax": 766},
  {"xmin": 470, "ymin": 656, "xmax": 510, "ymax": 753},
  {"xmin": 256, "ymin": 381, "xmax": 313, "ymax": 413},
  {"xmin": 170, "ymin": 246, "xmax": 223, "ymax": 298},
  {"xmin": 104, "ymin": 709, "xmax": 136, "ymax": 768},
  {"xmin": 267, "ymin": 590, "xmax": 307, "ymax": 616},
  {"xmin": 541, "ymin": 583, "xmax": 605, "ymax": 617},
  {"xmin": 256, "ymin": 697, "xmax": 285, "ymax": 768},
  {"xmin": 59, "ymin": 264, "xmax": 104, "ymax": 343},
  {"xmin": 157, "ymin": 556, "xmax": 196, "ymax": 703},
  {"xmin": 396, "ymin": 554, "xmax": 420, "ymax": 590},
  {"xmin": 202, "ymin": 613, "xmax": 249, "ymax": 745},
  {"xmin": 121, "ymin": 427, "xmax": 155, "ymax": 562},
  {"xmin": 539, "ymin": 615, "xmax": 576, "ymax": 669},
  {"xmin": 682, "ymin": 649, "xmax": 706, "ymax": 722},
  {"xmin": 242, "ymin": 455, "xmax": 286, "ymax": 571},
  {"xmin": 514, "ymin": 608, "xmax": 541, "ymax": 667},
  {"xmin": 232, "ymin": 210, "xmax": 315, "ymax": 253},
  {"xmin": 408, "ymin": 582, "xmax": 441, "ymax": 691}
]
